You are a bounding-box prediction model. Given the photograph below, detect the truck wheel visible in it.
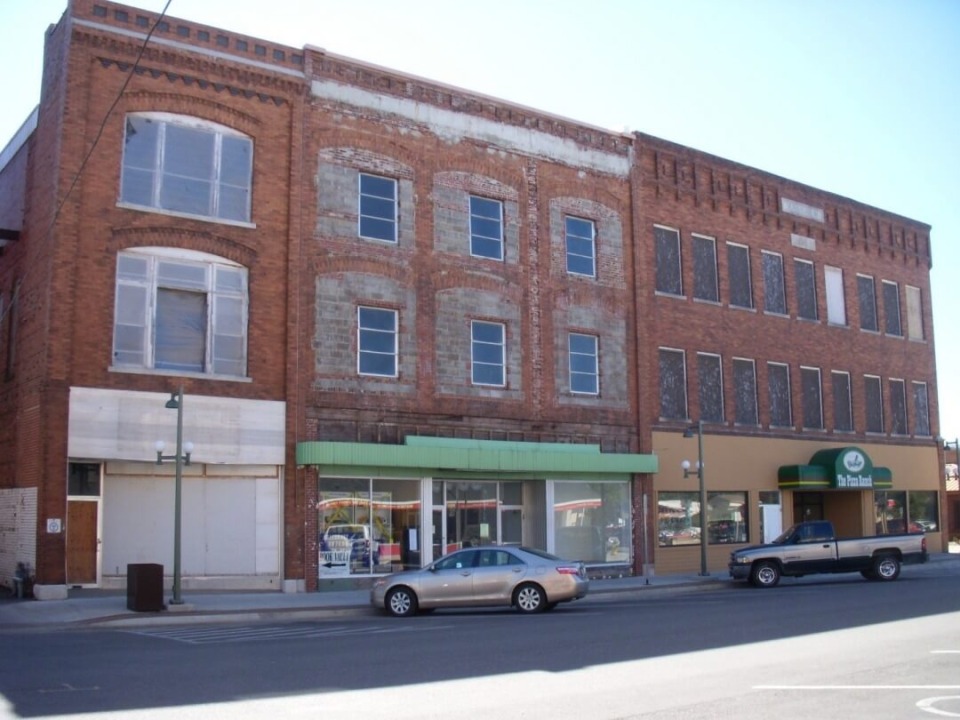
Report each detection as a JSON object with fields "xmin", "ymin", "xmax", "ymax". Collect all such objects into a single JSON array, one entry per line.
[
  {"xmin": 873, "ymin": 555, "xmax": 901, "ymax": 581},
  {"xmin": 751, "ymin": 561, "xmax": 781, "ymax": 588}
]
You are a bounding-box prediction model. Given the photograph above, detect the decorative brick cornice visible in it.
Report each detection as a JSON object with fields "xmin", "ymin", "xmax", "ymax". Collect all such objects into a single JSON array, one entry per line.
[{"xmin": 74, "ymin": 28, "xmax": 303, "ymax": 102}]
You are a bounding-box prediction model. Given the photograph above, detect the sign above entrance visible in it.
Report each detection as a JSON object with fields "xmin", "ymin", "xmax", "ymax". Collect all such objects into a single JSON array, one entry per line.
[{"xmin": 778, "ymin": 447, "xmax": 892, "ymax": 490}]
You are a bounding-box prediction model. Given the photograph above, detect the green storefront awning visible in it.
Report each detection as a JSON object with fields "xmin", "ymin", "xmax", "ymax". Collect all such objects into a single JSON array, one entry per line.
[
  {"xmin": 778, "ymin": 446, "xmax": 892, "ymax": 490},
  {"xmin": 297, "ymin": 436, "xmax": 658, "ymax": 479}
]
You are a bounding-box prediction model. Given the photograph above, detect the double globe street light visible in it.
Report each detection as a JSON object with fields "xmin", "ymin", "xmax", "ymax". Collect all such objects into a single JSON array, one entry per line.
[
  {"xmin": 681, "ymin": 420, "xmax": 709, "ymax": 577},
  {"xmin": 155, "ymin": 385, "xmax": 193, "ymax": 606}
]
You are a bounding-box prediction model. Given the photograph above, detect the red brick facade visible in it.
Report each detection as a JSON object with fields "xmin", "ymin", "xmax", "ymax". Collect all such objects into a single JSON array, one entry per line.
[{"xmin": 0, "ymin": 0, "xmax": 942, "ymax": 592}]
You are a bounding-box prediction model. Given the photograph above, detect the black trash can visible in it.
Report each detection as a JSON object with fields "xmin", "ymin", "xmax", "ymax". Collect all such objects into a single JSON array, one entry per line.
[{"xmin": 126, "ymin": 563, "xmax": 164, "ymax": 611}]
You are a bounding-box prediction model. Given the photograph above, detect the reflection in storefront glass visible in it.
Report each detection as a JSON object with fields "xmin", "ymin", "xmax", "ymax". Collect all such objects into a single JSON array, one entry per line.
[
  {"xmin": 658, "ymin": 491, "xmax": 701, "ymax": 548},
  {"xmin": 553, "ymin": 481, "xmax": 631, "ymax": 564},
  {"xmin": 707, "ymin": 492, "xmax": 748, "ymax": 544},
  {"xmin": 317, "ymin": 477, "xmax": 421, "ymax": 580},
  {"xmin": 876, "ymin": 490, "xmax": 939, "ymax": 534}
]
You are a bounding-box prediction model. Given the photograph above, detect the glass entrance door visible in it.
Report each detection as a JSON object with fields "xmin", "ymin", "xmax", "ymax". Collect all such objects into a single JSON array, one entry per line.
[{"xmin": 445, "ymin": 481, "xmax": 499, "ymax": 550}]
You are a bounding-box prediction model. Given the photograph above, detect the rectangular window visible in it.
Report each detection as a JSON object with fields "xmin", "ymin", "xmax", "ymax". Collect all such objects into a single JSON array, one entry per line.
[
  {"xmin": 857, "ymin": 274, "xmax": 878, "ymax": 332},
  {"xmin": 113, "ymin": 251, "xmax": 248, "ymax": 377},
  {"xmin": 825, "ymin": 265, "xmax": 846, "ymax": 325},
  {"xmin": 912, "ymin": 381, "xmax": 930, "ymax": 436},
  {"xmin": 566, "ymin": 216, "xmax": 596, "ymax": 277},
  {"xmin": 907, "ymin": 491, "xmax": 939, "ymax": 533},
  {"xmin": 865, "ymin": 375, "xmax": 884, "ymax": 433},
  {"xmin": 697, "ymin": 352, "xmax": 724, "ymax": 422},
  {"xmin": 800, "ymin": 366, "xmax": 823, "ymax": 430},
  {"xmin": 658, "ymin": 491, "xmax": 701, "ymax": 548},
  {"xmin": 794, "ymin": 259, "xmax": 817, "ymax": 321},
  {"xmin": 889, "ymin": 378, "xmax": 907, "ymax": 435},
  {"xmin": 469, "ymin": 196, "xmax": 504, "ymax": 260},
  {"xmin": 359, "ymin": 173, "xmax": 398, "ymax": 243},
  {"xmin": 121, "ymin": 114, "xmax": 253, "ymax": 222},
  {"xmin": 905, "ymin": 285, "xmax": 924, "ymax": 340},
  {"xmin": 658, "ymin": 348, "xmax": 687, "ymax": 420},
  {"xmin": 692, "ymin": 234, "xmax": 718, "ymax": 302},
  {"xmin": 727, "ymin": 243, "xmax": 753, "ymax": 309},
  {"xmin": 554, "ymin": 482, "xmax": 631, "ymax": 563},
  {"xmin": 471, "ymin": 321, "xmax": 505, "ymax": 386},
  {"xmin": 882, "ymin": 280, "xmax": 902, "ymax": 336},
  {"xmin": 654, "ymin": 226, "xmax": 682, "ymax": 295},
  {"xmin": 357, "ymin": 306, "xmax": 398, "ymax": 377},
  {"xmin": 832, "ymin": 371, "xmax": 853, "ymax": 432},
  {"xmin": 568, "ymin": 333, "xmax": 599, "ymax": 395},
  {"xmin": 762, "ymin": 251, "xmax": 786, "ymax": 315},
  {"xmin": 707, "ymin": 492, "xmax": 749, "ymax": 544},
  {"xmin": 767, "ymin": 362, "xmax": 792, "ymax": 428},
  {"xmin": 875, "ymin": 490, "xmax": 906, "ymax": 535},
  {"xmin": 733, "ymin": 358, "xmax": 758, "ymax": 425}
]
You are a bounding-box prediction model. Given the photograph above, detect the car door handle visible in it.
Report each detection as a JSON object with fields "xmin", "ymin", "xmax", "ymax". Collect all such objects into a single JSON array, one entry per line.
[{"xmin": 460, "ymin": 571, "xmax": 472, "ymax": 577}]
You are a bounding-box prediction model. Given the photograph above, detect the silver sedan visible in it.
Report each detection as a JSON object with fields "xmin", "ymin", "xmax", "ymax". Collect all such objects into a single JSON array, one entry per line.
[{"xmin": 371, "ymin": 546, "xmax": 589, "ymax": 617}]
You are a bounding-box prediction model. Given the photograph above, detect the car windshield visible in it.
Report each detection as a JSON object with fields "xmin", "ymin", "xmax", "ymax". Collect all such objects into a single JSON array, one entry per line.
[{"xmin": 771, "ymin": 525, "xmax": 799, "ymax": 544}]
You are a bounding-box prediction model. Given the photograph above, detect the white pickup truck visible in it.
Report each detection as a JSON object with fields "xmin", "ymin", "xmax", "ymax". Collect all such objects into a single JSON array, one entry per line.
[{"xmin": 728, "ymin": 520, "xmax": 928, "ymax": 588}]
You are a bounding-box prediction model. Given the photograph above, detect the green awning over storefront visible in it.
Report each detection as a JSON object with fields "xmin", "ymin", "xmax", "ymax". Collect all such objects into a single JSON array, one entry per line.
[
  {"xmin": 297, "ymin": 436, "xmax": 658, "ymax": 480},
  {"xmin": 778, "ymin": 446, "xmax": 892, "ymax": 490}
]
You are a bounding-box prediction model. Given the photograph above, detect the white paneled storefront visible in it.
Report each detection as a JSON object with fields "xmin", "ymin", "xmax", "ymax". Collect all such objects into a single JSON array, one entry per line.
[{"xmin": 68, "ymin": 387, "xmax": 285, "ymax": 591}]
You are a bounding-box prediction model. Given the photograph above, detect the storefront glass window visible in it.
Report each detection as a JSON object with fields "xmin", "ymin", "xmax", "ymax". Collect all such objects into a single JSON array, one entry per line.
[
  {"xmin": 659, "ymin": 491, "xmax": 701, "ymax": 547},
  {"xmin": 874, "ymin": 490, "xmax": 907, "ymax": 534},
  {"xmin": 707, "ymin": 492, "xmax": 749, "ymax": 544},
  {"xmin": 907, "ymin": 491, "xmax": 938, "ymax": 533},
  {"xmin": 660, "ymin": 491, "xmax": 749, "ymax": 546},
  {"xmin": 554, "ymin": 481, "xmax": 631, "ymax": 564},
  {"xmin": 317, "ymin": 477, "xmax": 420, "ymax": 579}
]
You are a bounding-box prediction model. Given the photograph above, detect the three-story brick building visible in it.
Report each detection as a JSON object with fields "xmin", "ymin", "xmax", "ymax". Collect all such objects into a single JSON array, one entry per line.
[{"xmin": 0, "ymin": 0, "xmax": 944, "ymax": 598}]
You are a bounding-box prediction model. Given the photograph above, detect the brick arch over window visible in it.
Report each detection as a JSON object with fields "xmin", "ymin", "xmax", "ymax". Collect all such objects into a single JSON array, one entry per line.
[
  {"xmin": 110, "ymin": 226, "xmax": 257, "ymax": 269},
  {"xmin": 122, "ymin": 91, "xmax": 262, "ymax": 134}
]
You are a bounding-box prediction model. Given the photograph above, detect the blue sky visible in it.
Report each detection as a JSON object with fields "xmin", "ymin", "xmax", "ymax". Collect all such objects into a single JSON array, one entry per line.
[{"xmin": 2, "ymin": 0, "xmax": 959, "ymax": 440}]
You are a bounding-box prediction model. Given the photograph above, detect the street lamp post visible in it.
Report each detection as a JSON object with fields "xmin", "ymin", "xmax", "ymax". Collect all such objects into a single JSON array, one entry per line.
[
  {"xmin": 681, "ymin": 420, "xmax": 709, "ymax": 576},
  {"xmin": 155, "ymin": 385, "xmax": 193, "ymax": 606}
]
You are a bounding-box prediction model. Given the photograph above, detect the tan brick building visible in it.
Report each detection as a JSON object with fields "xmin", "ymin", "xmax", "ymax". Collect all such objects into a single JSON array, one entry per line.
[{"xmin": 0, "ymin": 0, "xmax": 944, "ymax": 598}]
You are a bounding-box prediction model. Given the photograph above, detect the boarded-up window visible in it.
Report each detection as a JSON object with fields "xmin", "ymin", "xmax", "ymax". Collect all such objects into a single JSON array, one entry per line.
[
  {"xmin": 882, "ymin": 280, "xmax": 902, "ymax": 336},
  {"xmin": 865, "ymin": 375, "xmax": 884, "ymax": 433},
  {"xmin": 768, "ymin": 362, "xmax": 792, "ymax": 427},
  {"xmin": 801, "ymin": 366, "xmax": 823, "ymax": 429},
  {"xmin": 794, "ymin": 259, "xmax": 817, "ymax": 321},
  {"xmin": 762, "ymin": 251, "xmax": 786, "ymax": 315},
  {"xmin": 697, "ymin": 352, "xmax": 724, "ymax": 422},
  {"xmin": 912, "ymin": 381, "xmax": 930, "ymax": 436},
  {"xmin": 905, "ymin": 285, "xmax": 924, "ymax": 341},
  {"xmin": 655, "ymin": 226, "xmax": 682, "ymax": 295},
  {"xmin": 832, "ymin": 371, "xmax": 853, "ymax": 432},
  {"xmin": 889, "ymin": 379, "xmax": 907, "ymax": 435},
  {"xmin": 857, "ymin": 275, "xmax": 878, "ymax": 332},
  {"xmin": 693, "ymin": 235, "xmax": 719, "ymax": 302},
  {"xmin": 727, "ymin": 243, "xmax": 753, "ymax": 309},
  {"xmin": 659, "ymin": 348, "xmax": 687, "ymax": 420},
  {"xmin": 733, "ymin": 358, "xmax": 758, "ymax": 425},
  {"xmin": 825, "ymin": 266, "xmax": 846, "ymax": 325}
]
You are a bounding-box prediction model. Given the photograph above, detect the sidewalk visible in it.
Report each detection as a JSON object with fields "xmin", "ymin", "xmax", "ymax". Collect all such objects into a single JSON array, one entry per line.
[{"xmin": 2, "ymin": 552, "xmax": 957, "ymax": 629}]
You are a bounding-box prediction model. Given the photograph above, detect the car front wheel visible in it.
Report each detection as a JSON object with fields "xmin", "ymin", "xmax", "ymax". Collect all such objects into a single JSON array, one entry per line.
[
  {"xmin": 514, "ymin": 583, "xmax": 546, "ymax": 613},
  {"xmin": 385, "ymin": 587, "xmax": 418, "ymax": 617},
  {"xmin": 750, "ymin": 561, "xmax": 781, "ymax": 588}
]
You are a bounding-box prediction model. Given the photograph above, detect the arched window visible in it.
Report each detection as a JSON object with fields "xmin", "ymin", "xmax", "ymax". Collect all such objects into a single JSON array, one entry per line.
[
  {"xmin": 113, "ymin": 248, "xmax": 248, "ymax": 377},
  {"xmin": 120, "ymin": 113, "xmax": 252, "ymax": 223}
]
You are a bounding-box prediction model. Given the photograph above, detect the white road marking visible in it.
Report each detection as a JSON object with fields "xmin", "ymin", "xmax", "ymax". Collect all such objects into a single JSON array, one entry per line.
[{"xmin": 755, "ymin": 685, "xmax": 960, "ymax": 690}]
